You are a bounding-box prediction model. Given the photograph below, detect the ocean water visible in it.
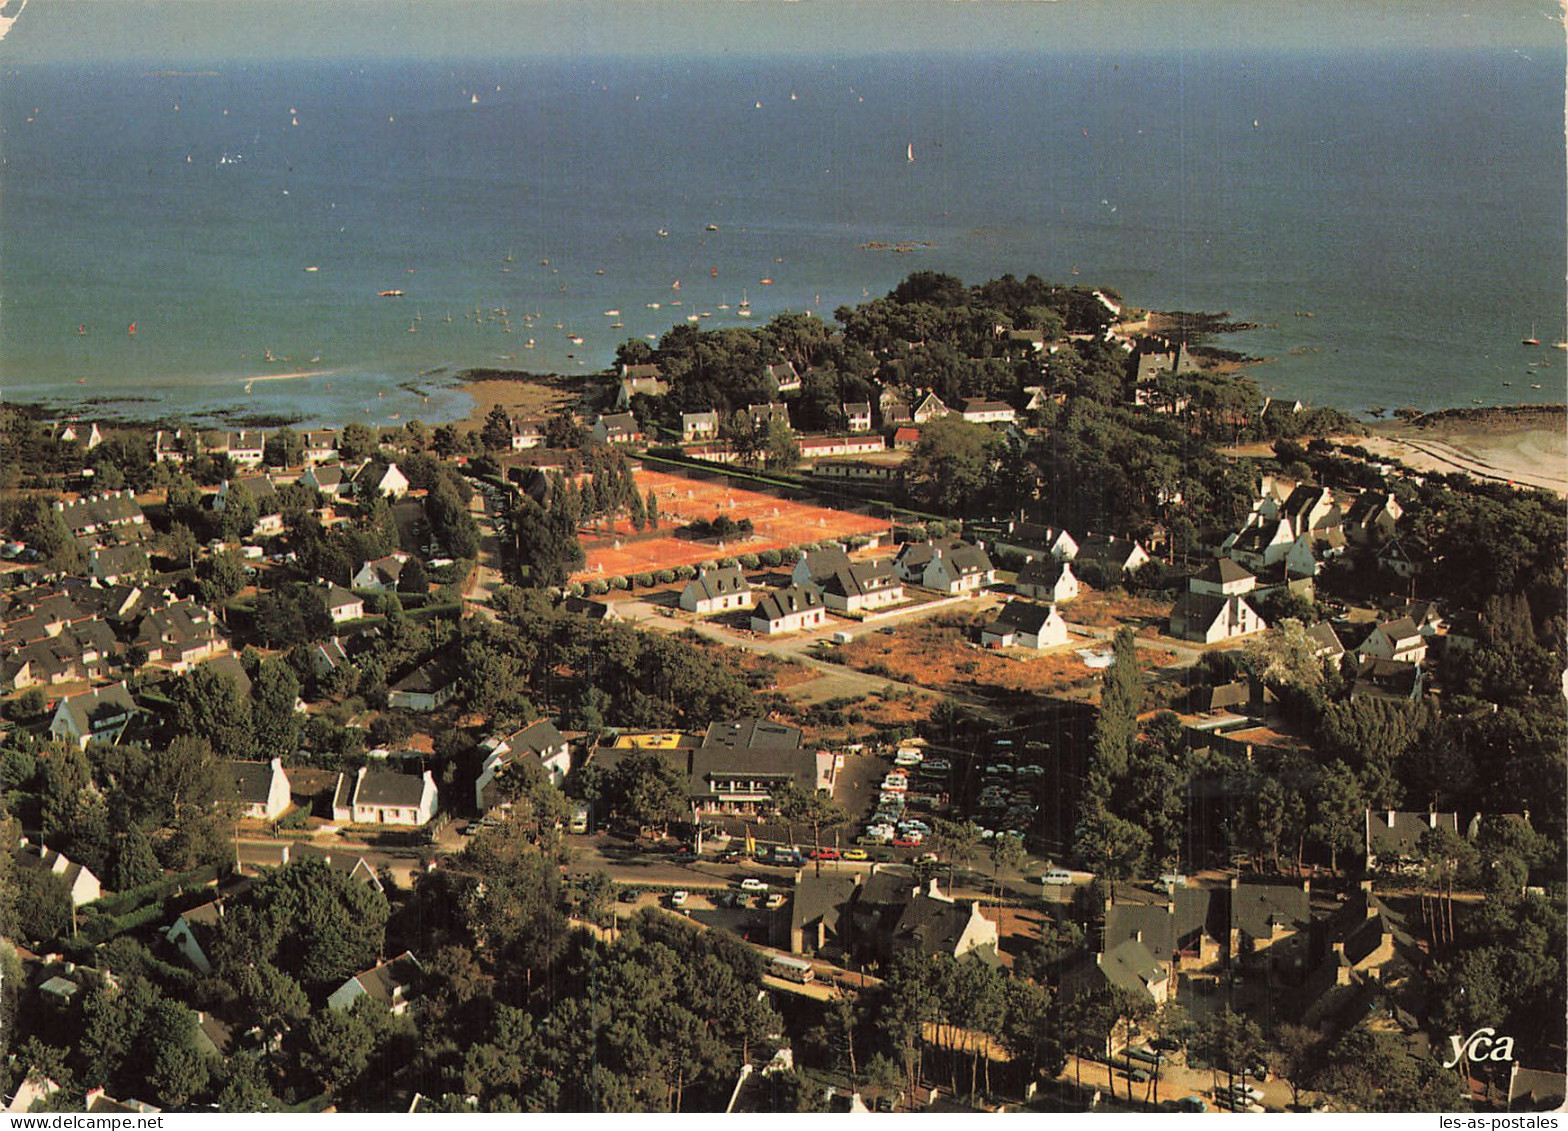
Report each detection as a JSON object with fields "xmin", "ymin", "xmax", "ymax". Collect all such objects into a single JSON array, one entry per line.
[{"xmin": 1, "ymin": 47, "xmax": 1564, "ymax": 427}]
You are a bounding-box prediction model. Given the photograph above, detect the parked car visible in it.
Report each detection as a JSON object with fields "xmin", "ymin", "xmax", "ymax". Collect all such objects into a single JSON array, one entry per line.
[
  {"xmin": 1128, "ymin": 1069, "xmax": 1153, "ymax": 1084},
  {"xmin": 669, "ymin": 890, "xmax": 689, "ymax": 907},
  {"xmin": 809, "ymin": 847, "xmax": 841, "ymax": 861},
  {"xmin": 765, "ymin": 893, "xmax": 786, "ymax": 909},
  {"xmin": 1041, "ymin": 868, "xmax": 1073, "ymax": 885},
  {"xmin": 1174, "ymin": 1097, "xmax": 1207, "ymax": 1113},
  {"xmin": 739, "ymin": 878, "xmax": 769, "ymax": 893},
  {"xmin": 891, "ymin": 836, "xmax": 922, "ymax": 848},
  {"xmin": 842, "ymin": 849, "xmax": 869, "ymax": 862},
  {"xmin": 1222, "ymin": 1083, "xmax": 1265, "ymax": 1103}
]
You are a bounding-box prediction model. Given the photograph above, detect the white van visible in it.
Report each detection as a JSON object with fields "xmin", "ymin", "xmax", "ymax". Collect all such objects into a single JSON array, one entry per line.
[
  {"xmin": 1041, "ymin": 868, "xmax": 1074, "ymax": 886},
  {"xmin": 831, "ymin": 630, "xmax": 853, "ymax": 644}
]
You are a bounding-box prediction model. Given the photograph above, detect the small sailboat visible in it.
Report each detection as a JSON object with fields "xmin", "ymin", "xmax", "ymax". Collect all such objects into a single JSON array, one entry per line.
[
  {"xmin": 906, "ymin": 142, "xmax": 914, "ymax": 163},
  {"xmin": 471, "ymin": 93, "xmax": 479, "ymax": 105},
  {"xmin": 1521, "ymin": 323, "xmax": 1540, "ymax": 346}
]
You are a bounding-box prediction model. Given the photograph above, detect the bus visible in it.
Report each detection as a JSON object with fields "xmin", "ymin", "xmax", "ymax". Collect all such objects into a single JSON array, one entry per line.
[{"xmin": 770, "ymin": 954, "xmax": 815, "ymax": 984}]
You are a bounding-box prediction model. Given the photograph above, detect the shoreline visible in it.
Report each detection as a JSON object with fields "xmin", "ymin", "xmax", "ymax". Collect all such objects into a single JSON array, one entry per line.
[{"xmin": 1359, "ymin": 404, "xmax": 1567, "ymax": 496}]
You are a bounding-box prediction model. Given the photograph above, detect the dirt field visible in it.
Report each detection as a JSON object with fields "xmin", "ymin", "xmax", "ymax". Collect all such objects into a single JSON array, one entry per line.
[
  {"xmin": 832, "ymin": 613, "xmax": 1112, "ymax": 700},
  {"xmin": 578, "ymin": 468, "xmax": 890, "ymax": 579}
]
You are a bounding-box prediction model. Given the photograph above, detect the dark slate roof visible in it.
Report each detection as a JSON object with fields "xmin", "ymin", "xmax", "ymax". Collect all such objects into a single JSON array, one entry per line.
[
  {"xmin": 1188, "ymin": 679, "xmax": 1251, "ymax": 713},
  {"xmin": 1170, "ymin": 591, "xmax": 1230, "ymax": 632},
  {"xmin": 598, "ymin": 412, "xmax": 639, "ymax": 434},
  {"xmin": 1351, "ymin": 658, "xmax": 1423, "ymax": 701},
  {"xmin": 1197, "ymin": 557, "xmax": 1256, "ymax": 586},
  {"xmin": 1076, "ymin": 937, "xmax": 1168, "ymax": 1000},
  {"xmin": 984, "ymin": 601, "xmax": 1057, "ymax": 637},
  {"xmin": 1075, "ymin": 534, "xmax": 1144, "ymax": 570},
  {"xmin": 1229, "ymin": 881, "xmax": 1311, "ymax": 942},
  {"xmin": 823, "ymin": 561, "xmax": 899, "ymax": 599},
  {"xmin": 390, "ymin": 649, "xmax": 460, "ymax": 694},
  {"xmin": 200, "ymin": 654, "xmax": 253, "ymax": 697},
  {"xmin": 688, "ymin": 747, "xmax": 822, "ymax": 796},
  {"xmin": 325, "ymin": 583, "xmax": 360, "ymax": 610},
  {"xmin": 1366, "ymin": 810, "xmax": 1460, "ymax": 861},
  {"xmin": 510, "ymin": 718, "xmax": 567, "ymax": 755},
  {"xmin": 1016, "ymin": 558, "xmax": 1072, "ymax": 589},
  {"xmin": 941, "ymin": 543, "xmax": 994, "ymax": 576},
  {"xmin": 755, "ymin": 584, "xmax": 823, "ymax": 622},
  {"xmin": 347, "ymin": 951, "xmax": 422, "ymax": 1005},
  {"xmin": 353, "ymin": 769, "xmax": 429, "ymax": 808},
  {"xmin": 562, "ymin": 595, "xmax": 615, "ymax": 620},
  {"xmin": 686, "ymin": 566, "xmax": 750, "ymax": 601},
  {"xmin": 1305, "ymin": 621, "xmax": 1344, "ymax": 655},
  {"xmin": 799, "ymin": 546, "xmax": 853, "ymax": 583},
  {"xmin": 701, "ymin": 718, "xmax": 803, "ymax": 752},
  {"xmin": 893, "ymin": 894, "xmax": 982, "ymax": 957},
  {"xmin": 226, "ymin": 761, "xmax": 277, "ymax": 806},
  {"xmin": 58, "ymin": 682, "xmax": 136, "ymax": 736},
  {"xmin": 791, "ymin": 873, "xmax": 859, "ymax": 938}
]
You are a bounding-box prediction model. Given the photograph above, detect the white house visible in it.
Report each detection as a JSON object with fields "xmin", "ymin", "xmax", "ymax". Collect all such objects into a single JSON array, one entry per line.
[
  {"xmin": 164, "ymin": 900, "xmax": 225, "ymax": 975},
  {"xmin": 328, "ymin": 952, "xmax": 423, "ymax": 1016},
  {"xmin": 751, "ymin": 585, "xmax": 827, "ymax": 634},
  {"xmin": 301, "ymin": 430, "xmax": 339, "ymax": 464},
  {"xmin": 1222, "ymin": 518, "xmax": 1296, "ymax": 572},
  {"xmin": 301, "ymin": 463, "xmax": 348, "ymax": 497},
  {"xmin": 1074, "ymin": 535, "xmax": 1152, "ymax": 582},
  {"xmin": 592, "ymin": 412, "xmax": 643, "ymax": 445},
  {"xmin": 475, "ymin": 718, "xmax": 573, "ymax": 810},
  {"xmin": 324, "ymin": 583, "xmax": 365, "ymax": 624},
  {"xmin": 818, "ymin": 560, "xmax": 904, "ymax": 613},
  {"xmin": 981, "ymin": 601, "xmax": 1068, "ymax": 650},
  {"xmin": 991, "ymin": 521, "xmax": 1078, "ymax": 564},
  {"xmin": 764, "ymin": 361, "xmax": 802, "ymax": 395},
  {"xmin": 1189, "ymin": 558, "xmax": 1258, "ymax": 598},
  {"xmin": 509, "ymin": 421, "xmax": 544, "ymax": 451},
  {"xmin": 959, "ymin": 399, "xmax": 1017, "ymax": 425},
  {"xmin": 49, "ymin": 682, "xmax": 136, "ymax": 750},
  {"xmin": 1169, "ymin": 592, "xmax": 1267, "ymax": 644},
  {"xmin": 386, "ymin": 651, "xmax": 460, "ymax": 712},
  {"xmin": 1014, "ymin": 558, "xmax": 1079, "ymax": 604},
  {"xmin": 796, "ymin": 435, "xmax": 887, "ymax": 459},
  {"xmin": 352, "ymin": 460, "xmax": 410, "ymax": 501},
  {"xmin": 333, "ymin": 767, "xmax": 439, "ymax": 826},
  {"xmin": 227, "ymin": 758, "xmax": 292, "ymax": 821},
  {"xmin": 911, "ymin": 392, "xmax": 949, "ymax": 424},
  {"xmin": 1357, "ymin": 617, "xmax": 1428, "ymax": 665},
  {"xmin": 682, "ymin": 410, "xmax": 720, "ymax": 442},
  {"xmin": 18, "ymin": 842, "xmax": 101, "ymax": 906},
  {"xmin": 353, "ymin": 553, "xmax": 411, "ymax": 591},
  {"xmin": 843, "ymin": 402, "xmax": 873, "ymax": 432},
  {"xmin": 680, "ymin": 566, "xmax": 754, "ymax": 614},
  {"xmin": 922, "ymin": 543, "xmax": 996, "ymax": 595}
]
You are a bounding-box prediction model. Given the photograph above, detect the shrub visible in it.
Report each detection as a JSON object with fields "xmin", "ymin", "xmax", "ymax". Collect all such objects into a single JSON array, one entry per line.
[
  {"xmin": 927, "ymin": 520, "xmax": 949, "ymax": 539},
  {"xmin": 739, "ymin": 553, "xmax": 760, "ymax": 570},
  {"xmin": 655, "ymin": 568, "xmax": 676, "ymax": 584},
  {"xmin": 608, "ymin": 575, "xmax": 630, "ymax": 591},
  {"xmin": 675, "ymin": 564, "xmax": 697, "ymax": 581},
  {"xmin": 718, "ymin": 557, "xmax": 737, "ymax": 569},
  {"xmin": 565, "ymin": 581, "xmax": 586, "ymax": 598},
  {"xmin": 634, "ymin": 572, "xmax": 655, "ymax": 589},
  {"xmin": 758, "ymin": 549, "xmax": 781, "ymax": 567},
  {"xmin": 587, "ymin": 578, "xmax": 610, "ymax": 595},
  {"xmin": 698, "ymin": 560, "xmax": 718, "ymax": 572}
]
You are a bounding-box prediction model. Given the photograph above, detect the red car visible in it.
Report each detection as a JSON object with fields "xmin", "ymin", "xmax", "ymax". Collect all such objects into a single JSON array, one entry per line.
[
  {"xmin": 809, "ymin": 848, "xmax": 841, "ymax": 861},
  {"xmin": 891, "ymin": 837, "xmax": 922, "ymax": 848}
]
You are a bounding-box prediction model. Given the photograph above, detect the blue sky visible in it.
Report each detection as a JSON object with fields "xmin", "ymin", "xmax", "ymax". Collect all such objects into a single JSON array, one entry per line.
[{"xmin": 3, "ymin": 0, "xmax": 1563, "ymax": 63}]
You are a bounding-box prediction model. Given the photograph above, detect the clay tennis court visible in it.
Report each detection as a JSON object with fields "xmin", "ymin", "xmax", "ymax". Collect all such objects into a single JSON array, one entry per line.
[{"xmin": 577, "ymin": 468, "xmax": 890, "ymax": 579}]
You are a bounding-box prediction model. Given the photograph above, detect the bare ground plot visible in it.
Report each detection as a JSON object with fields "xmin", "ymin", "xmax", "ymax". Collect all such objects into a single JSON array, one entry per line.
[
  {"xmin": 830, "ymin": 613, "xmax": 1122, "ymax": 701},
  {"xmin": 578, "ymin": 468, "xmax": 890, "ymax": 579}
]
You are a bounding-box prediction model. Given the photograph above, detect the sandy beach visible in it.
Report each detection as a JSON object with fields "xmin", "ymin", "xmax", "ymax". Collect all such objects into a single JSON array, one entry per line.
[
  {"xmin": 457, "ymin": 376, "xmax": 576, "ymax": 431},
  {"xmin": 1361, "ymin": 405, "xmax": 1567, "ymax": 496}
]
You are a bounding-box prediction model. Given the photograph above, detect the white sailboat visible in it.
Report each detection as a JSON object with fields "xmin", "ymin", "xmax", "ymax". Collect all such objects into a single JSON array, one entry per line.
[{"xmin": 906, "ymin": 142, "xmax": 914, "ymax": 163}]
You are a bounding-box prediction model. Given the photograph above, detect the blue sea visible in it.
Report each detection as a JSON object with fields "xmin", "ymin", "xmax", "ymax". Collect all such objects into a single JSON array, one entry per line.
[{"xmin": 2, "ymin": 46, "xmax": 1565, "ymax": 427}]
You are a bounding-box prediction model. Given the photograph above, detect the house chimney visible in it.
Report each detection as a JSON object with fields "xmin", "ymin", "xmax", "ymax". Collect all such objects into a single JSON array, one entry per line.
[
  {"xmin": 1301, "ymin": 879, "xmax": 1310, "ymax": 896},
  {"xmin": 927, "ymin": 877, "xmax": 942, "ymax": 899},
  {"xmin": 1387, "ymin": 809, "xmax": 1396, "ymax": 828},
  {"xmin": 1229, "ymin": 876, "xmax": 1240, "ymax": 890}
]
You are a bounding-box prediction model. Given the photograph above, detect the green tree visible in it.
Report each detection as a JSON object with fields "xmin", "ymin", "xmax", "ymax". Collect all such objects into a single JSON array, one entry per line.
[
  {"xmin": 215, "ymin": 1050, "xmax": 281, "ymax": 1111},
  {"xmin": 646, "ymin": 489, "xmax": 660, "ymax": 529},
  {"xmin": 218, "ymin": 481, "xmax": 259, "ymax": 543},
  {"xmin": 762, "ymin": 418, "xmax": 800, "ymax": 471},
  {"xmin": 902, "ymin": 417, "xmax": 1005, "ymax": 514},
  {"xmin": 252, "ymin": 658, "xmax": 302, "ymax": 758},
  {"xmin": 397, "ymin": 556, "xmax": 430, "ymax": 594},
  {"xmin": 13, "ymin": 862, "xmax": 73, "ymax": 942},
  {"xmin": 610, "ymin": 752, "xmax": 689, "ymax": 835},
  {"xmin": 338, "ymin": 421, "xmax": 379, "ymax": 462},
  {"xmin": 110, "ymin": 825, "xmax": 163, "ymax": 891},
  {"xmin": 238, "ymin": 856, "xmax": 389, "ymax": 992},
  {"xmin": 480, "ymin": 405, "xmax": 515, "ymax": 452},
  {"xmin": 173, "ymin": 667, "xmax": 255, "ymax": 759},
  {"xmin": 263, "ymin": 427, "xmax": 304, "ymax": 468}
]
